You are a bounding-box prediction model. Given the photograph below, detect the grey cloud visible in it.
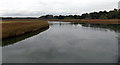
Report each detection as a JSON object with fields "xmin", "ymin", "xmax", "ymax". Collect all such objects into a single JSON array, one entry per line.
[
  {"xmin": 2, "ymin": 11, "xmax": 44, "ymax": 16},
  {"xmin": 118, "ymin": 1, "xmax": 120, "ymax": 9},
  {"xmin": 0, "ymin": 0, "xmax": 119, "ymax": 17}
]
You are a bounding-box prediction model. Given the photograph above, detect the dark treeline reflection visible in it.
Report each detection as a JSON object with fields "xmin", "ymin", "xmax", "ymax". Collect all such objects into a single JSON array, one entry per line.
[
  {"xmin": 80, "ymin": 23, "xmax": 120, "ymax": 32},
  {"xmin": 2, "ymin": 26, "xmax": 49, "ymax": 47},
  {"xmin": 71, "ymin": 23, "xmax": 119, "ymax": 32},
  {"xmin": 49, "ymin": 22, "xmax": 119, "ymax": 32}
]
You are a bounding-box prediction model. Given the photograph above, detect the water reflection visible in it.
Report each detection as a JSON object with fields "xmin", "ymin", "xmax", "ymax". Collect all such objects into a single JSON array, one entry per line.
[
  {"xmin": 81, "ymin": 23, "xmax": 119, "ymax": 33},
  {"xmin": 49, "ymin": 21, "xmax": 119, "ymax": 63},
  {"xmin": 2, "ymin": 26, "xmax": 49, "ymax": 47},
  {"xmin": 49, "ymin": 21, "xmax": 119, "ymax": 32}
]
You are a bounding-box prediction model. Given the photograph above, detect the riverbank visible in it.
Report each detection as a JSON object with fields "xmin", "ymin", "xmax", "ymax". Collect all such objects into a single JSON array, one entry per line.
[
  {"xmin": 1, "ymin": 19, "xmax": 119, "ymax": 39},
  {"xmin": 3, "ymin": 26, "xmax": 49, "ymax": 46},
  {"xmin": 2, "ymin": 19, "xmax": 49, "ymax": 39},
  {"xmin": 49, "ymin": 19, "xmax": 120, "ymax": 24}
]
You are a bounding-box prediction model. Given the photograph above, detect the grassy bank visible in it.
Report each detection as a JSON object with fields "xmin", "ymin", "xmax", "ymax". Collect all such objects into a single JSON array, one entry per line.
[
  {"xmin": 49, "ymin": 19, "xmax": 120, "ymax": 24},
  {"xmin": 1, "ymin": 19, "xmax": 119, "ymax": 39},
  {"xmin": 2, "ymin": 19, "xmax": 49, "ymax": 39},
  {"xmin": 3, "ymin": 26, "xmax": 49, "ymax": 46}
]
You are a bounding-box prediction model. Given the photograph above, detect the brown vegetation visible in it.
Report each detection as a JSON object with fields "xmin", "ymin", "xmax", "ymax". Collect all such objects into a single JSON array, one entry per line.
[{"xmin": 2, "ymin": 19, "xmax": 49, "ymax": 39}]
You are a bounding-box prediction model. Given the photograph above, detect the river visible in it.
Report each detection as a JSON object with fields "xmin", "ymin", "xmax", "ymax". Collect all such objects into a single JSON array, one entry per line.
[{"xmin": 2, "ymin": 21, "xmax": 119, "ymax": 63}]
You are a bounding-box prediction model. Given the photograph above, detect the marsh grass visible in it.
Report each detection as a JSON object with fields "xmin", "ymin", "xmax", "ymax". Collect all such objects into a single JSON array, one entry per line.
[
  {"xmin": 2, "ymin": 19, "xmax": 49, "ymax": 39},
  {"xmin": 2, "ymin": 26, "xmax": 49, "ymax": 46}
]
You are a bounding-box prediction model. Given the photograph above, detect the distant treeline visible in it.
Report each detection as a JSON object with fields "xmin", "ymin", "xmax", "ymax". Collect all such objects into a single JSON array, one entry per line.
[
  {"xmin": 39, "ymin": 9, "xmax": 120, "ymax": 19},
  {"xmin": 2, "ymin": 9, "xmax": 120, "ymax": 19}
]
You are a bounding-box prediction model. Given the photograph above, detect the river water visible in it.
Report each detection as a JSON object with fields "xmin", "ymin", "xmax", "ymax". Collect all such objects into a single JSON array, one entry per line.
[{"xmin": 2, "ymin": 21, "xmax": 119, "ymax": 63}]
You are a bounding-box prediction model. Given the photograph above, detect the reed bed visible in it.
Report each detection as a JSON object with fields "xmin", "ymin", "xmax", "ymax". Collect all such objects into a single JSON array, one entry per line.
[{"xmin": 2, "ymin": 19, "xmax": 49, "ymax": 39}]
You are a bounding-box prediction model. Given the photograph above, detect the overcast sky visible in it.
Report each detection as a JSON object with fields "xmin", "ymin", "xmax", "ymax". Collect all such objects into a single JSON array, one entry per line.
[{"xmin": 0, "ymin": 0, "xmax": 119, "ymax": 17}]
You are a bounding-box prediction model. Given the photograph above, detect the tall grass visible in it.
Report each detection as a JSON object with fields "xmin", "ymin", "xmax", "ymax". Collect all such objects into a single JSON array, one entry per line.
[{"xmin": 2, "ymin": 19, "xmax": 49, "ymax": 39}]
